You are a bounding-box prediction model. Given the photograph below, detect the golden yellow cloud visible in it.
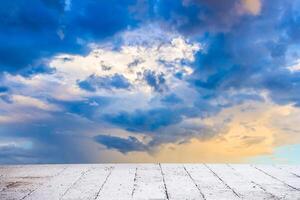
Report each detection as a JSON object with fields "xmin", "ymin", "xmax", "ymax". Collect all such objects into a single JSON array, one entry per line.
[{"xmin": 92, "ymin": 100, "xmax": 300, "ymax": 163}]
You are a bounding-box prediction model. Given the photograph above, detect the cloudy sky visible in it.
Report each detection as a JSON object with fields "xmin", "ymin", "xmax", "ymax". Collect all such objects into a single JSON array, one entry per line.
[{"xmin": 0, "ymin": 0, "xmax": 300, "ymax": 164}]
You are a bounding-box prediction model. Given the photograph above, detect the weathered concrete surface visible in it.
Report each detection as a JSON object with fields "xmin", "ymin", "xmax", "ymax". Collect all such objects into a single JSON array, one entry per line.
[{"xmin": 0, "ymin": 164, "xmax": 299, "ymax": 200}]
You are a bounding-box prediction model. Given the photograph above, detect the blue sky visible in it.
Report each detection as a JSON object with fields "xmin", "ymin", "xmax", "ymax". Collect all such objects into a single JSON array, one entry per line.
[{"xmin": 0, "ymin": 0, "xmax": 300, "ymax": 164}]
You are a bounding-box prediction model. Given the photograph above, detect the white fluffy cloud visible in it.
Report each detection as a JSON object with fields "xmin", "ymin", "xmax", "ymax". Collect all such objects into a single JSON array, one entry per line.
[
  {"xmin": 50, "ymin": 36, "xmax": 200, "ymax": 93},
  {"xmin": 1, "ymin": 25, "xmax": 201, "ymax": 118}
]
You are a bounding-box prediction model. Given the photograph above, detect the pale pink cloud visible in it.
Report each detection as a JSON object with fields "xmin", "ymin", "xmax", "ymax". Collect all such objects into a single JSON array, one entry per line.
[{"xmin": 241, "ymin": 0, "xmax": 262, "ymax": 15}]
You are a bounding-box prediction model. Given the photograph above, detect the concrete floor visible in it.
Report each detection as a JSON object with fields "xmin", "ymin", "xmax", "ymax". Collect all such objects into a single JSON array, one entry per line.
[{"xmin": 0, "ymin": 164, "xmax": 300, "ymax": 200}]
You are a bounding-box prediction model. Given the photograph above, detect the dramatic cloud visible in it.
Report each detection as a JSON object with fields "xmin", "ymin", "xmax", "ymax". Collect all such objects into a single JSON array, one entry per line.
[
  {"xmin": 94, "ymin": 135, "xmax": 148, "ymax": 153},
  {"xmin": 143, "ymin": 70, "xmax": 167, "ymax": 93},
  {"xmin": 1, "ymin": 0, "xmax": 300, "ymax": 163},
  {"xmin": 0, "ymin": 0, "xmax": 138, "ymax": 73},
  {"xmin": 103, "ymin": 108, "xmax": 183, "ymax": 133},
  {"xmin": 78, "ymin": 74, "xmax": 131, "ymax": 91}
]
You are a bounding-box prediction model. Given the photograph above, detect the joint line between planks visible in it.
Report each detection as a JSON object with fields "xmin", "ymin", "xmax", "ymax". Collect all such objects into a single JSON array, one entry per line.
[
  {"xmin": 20, "ymin": 166, "xmax": 69, "ymax": 200},
  {"xmin": 183, "ymin": 165, "xmax": 206, "ymax": 200},
  {"xmin": 251, "ymin": 165, "xmax": 300, "ymax": 192},
  {"xmin": 158, "ymin": 163, "xmax": 170, "ymax": 200},
  {"xmin": 204, "ymin": 164, "xmax": 241, "ymax": 198},
  {"xmin": 59, "ymin": 167, "xmax": 93, "ymax": 199},
  {"xmin": 227, "ymin": 164, "xmax": 279, "ymax": 200},
  {"xmin": 93, "ymin": 166, "xmax": 114, "ymax": 200}
]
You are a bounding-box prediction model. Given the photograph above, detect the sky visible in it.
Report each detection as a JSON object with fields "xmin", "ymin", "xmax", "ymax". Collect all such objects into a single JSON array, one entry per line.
[{"xmin": 0, "ymin": 0, "xmax": 300, "ymax": 164}]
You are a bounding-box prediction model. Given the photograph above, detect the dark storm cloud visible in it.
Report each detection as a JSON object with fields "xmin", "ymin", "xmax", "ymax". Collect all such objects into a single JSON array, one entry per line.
[
  {"xmin": 103, "ymin": 108, "xmax": 182, "ymax": 133},
  {"xmin": 78, "ymin": 74, "xmax": 131, "ymax": 92},
  {"xmin": 94, "ymin": 116, "xmax": 223, "ymax": 154},
  {"xmin": 143, "ymin": 70, "xmax": 167, "ymax": 93},
  {"xmin": 49, "ymin": 96, "xmax": 111, "ymax": 119},
  {"xmin": 94, "ymin": 135, "xmax": 148, "ymax": 153}
]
